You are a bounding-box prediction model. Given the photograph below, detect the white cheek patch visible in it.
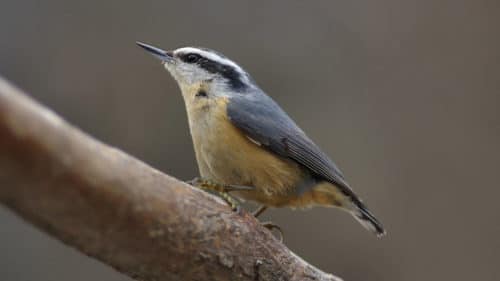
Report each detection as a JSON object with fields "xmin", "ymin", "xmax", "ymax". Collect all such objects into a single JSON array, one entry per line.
[{"xmin": 174, "ymin": 62, "xmax": 218, "ymax": 85}]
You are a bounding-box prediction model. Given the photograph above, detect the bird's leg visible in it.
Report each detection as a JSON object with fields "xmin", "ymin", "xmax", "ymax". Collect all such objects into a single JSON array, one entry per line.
[
  {"xmin": 252, "ymin": 205, "xmax": 268, "ymax": 217},
  {"xmin": 187, "ymin": 177, "xmax": 253, "ymax": 212},
  {"xmin": 187, "ymin": 177, "xmax": 254, "ymax": 192},
  {"xmin": 223, "ymin": 184, "xmax": 255, "ymax": 192},
  {"xmin": 251, "ymin": 205, "xmax": 284, "ymax": 242},
  {"xmin": 188, "ymin": 178, "xmax": 283, "ymax": 241}
]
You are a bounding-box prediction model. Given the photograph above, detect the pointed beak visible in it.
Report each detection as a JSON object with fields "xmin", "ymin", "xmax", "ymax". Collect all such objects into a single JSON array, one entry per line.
[{"xmin": 136, "ymin": 41, "xmax": 173, "ymax": 63}]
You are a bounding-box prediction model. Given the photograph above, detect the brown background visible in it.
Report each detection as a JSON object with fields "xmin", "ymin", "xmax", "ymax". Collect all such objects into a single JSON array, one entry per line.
[{"xmin": 1, "ymin": 1, "xmax": 499, "ymax": 280}]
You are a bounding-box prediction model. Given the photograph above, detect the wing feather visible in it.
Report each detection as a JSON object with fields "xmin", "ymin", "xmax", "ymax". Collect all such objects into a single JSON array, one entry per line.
[{"xmin": 227, "ymin": 92, "xmax": 356, "ymax": 198}]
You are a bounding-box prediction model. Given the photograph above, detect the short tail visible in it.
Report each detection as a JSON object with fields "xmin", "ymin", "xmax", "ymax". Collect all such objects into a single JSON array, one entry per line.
[
  {"xmin": 349, "ymin": 199, "xmax": 386, "ymax": 237},
  {"xmin": 312, "ymin": 183, "xmax": 386, "ymax": 236}
]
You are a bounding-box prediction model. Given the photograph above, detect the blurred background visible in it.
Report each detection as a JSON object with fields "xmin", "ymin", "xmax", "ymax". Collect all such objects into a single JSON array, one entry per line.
[{"xmin": 1, "ymin": 1, "xmax": 499, "ymax": 280}]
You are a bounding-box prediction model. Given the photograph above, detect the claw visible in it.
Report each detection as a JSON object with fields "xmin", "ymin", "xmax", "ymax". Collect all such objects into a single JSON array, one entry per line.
[
  {"xmin": 185, "ymin": 177, "xmax": 201, "ymax": 186},
  {"xmin": 261, "ymin": 221, "xmax": 284, "ymax": 242}
]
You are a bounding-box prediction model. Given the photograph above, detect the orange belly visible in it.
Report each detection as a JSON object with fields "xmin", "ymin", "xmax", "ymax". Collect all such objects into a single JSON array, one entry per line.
[{"xmin": 184, "ymin": 89, "xmax": 344, "ymax": 208}]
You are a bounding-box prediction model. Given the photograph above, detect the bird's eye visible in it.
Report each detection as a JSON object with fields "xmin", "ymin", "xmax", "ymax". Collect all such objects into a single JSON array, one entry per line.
[
  {"xmin": 196, "ymin": 89, "xmax": 208, "ymax": 98},
  {"xmin": 185, "ymin": 53, "xmax": 201, "ymax": 63}
]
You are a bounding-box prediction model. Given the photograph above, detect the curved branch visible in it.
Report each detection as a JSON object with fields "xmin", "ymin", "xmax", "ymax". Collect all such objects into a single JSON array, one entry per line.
[{"xmin": 0, "ymin": 76, "xmax": 342, "ymax": 281}]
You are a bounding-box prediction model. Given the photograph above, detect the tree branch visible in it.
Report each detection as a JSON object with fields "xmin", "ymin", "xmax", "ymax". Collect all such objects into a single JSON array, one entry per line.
[{"xmin": 0, "ymin": 76, "xmax": 342, "ymax": 281}]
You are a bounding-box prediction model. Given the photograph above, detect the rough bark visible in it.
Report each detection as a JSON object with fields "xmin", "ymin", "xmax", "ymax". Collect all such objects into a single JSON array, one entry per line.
[{"xmin": 0, "ymin": 76, "xmax": 342, "ymax": 281}]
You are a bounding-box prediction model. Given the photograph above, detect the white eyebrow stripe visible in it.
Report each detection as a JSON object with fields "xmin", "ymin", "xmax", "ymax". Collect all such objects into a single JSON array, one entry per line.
[{"xmin": 175, "ymin": 47, "xmax": 244, "ymax": 73}]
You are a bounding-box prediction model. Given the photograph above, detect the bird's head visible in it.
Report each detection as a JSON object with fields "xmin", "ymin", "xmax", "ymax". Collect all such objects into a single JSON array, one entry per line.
[{"xmin": 136, "ymin": 42, "xmax": 254, "ymax": 96}]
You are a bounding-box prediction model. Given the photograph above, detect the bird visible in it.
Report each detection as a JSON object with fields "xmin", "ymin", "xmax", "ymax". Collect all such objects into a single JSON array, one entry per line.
[{"xmin": 136, "ymin": 42, "xmax": 386, "ymax": 237}]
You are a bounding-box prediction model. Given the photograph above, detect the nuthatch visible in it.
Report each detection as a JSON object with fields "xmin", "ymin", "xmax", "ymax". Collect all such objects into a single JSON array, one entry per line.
[{"xmin": 137, "ymin": 42, "xmax": 386, "ymax": 237}]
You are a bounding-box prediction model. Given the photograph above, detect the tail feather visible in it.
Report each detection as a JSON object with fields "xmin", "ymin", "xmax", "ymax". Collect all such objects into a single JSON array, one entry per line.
[
  {"xmin": 350, "ymin": 200, "xmax": 386, "ymax": 237},
  {"xmin": 311, "ymin": 183, "xmax": 386, "ymax": 236}
]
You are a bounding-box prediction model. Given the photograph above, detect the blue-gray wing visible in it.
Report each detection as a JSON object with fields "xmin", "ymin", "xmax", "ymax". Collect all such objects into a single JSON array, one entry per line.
[{"xmin": 227, "ymin": 92, "xmax": 356, "ymax": 197}]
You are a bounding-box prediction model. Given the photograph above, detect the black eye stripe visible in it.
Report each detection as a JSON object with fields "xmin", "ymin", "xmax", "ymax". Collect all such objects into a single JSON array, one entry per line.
[
  {"xmin": 180, "ymin": 53, "xmax": 202, "ymax": 63},
  {"xmin": 198, "ymin": 60, "xmax": 246, "ymax": 90},
  {"xmin": 179, "ymin": 51, "xmax": 247, "ymax": 90},
  {"xmin": 196, "ymin": 89, "xmax": 208, "ymax": 98}
]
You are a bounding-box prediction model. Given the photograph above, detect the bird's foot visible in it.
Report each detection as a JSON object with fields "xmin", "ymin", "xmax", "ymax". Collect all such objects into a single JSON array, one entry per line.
[
  {"xmin": 187, "ymin": 177, "xmax": 253, "ymax": 212},
  {"xmin": 251, "ymin": 206, "xmax": 283, "ymax": 241},
  {"xmin": 261, "ymin": 221, "xmax": 284, "ymax": 242}
]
